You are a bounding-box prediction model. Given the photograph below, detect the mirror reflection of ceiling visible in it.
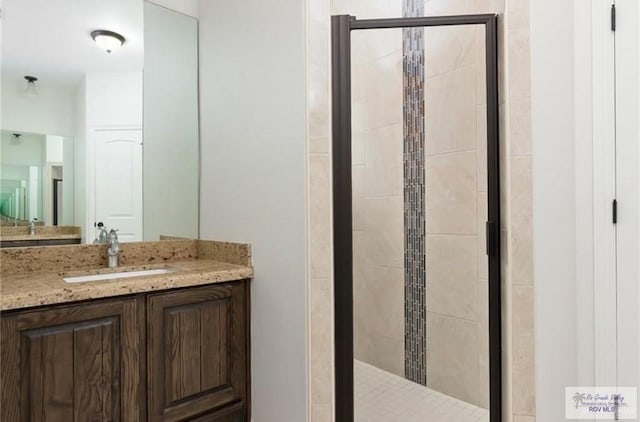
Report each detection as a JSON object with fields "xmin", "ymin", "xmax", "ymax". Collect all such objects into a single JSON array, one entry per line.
[{"xmin": 1, "ymin": 0, "xmax": 143, "ymax": 91}]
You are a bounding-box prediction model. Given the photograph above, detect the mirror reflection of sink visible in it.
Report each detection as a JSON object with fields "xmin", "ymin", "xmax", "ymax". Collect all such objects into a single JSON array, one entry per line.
[{"xmin": 64, "ymin": 268, "xmax": 175, "ymax": 283}]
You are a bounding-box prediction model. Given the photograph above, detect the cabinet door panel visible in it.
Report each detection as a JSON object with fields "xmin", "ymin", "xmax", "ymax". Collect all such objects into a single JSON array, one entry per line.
[
  {"xmin": 148, "ymin": 282, "xmax": 247, "ymax": 421},
  {"xmin": 1, "ymin": 298, "xmax": 143, "ymax": 422}
]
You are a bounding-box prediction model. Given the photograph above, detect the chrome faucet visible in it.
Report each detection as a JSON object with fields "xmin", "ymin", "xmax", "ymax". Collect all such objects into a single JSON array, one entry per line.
[
  {"xmin": 29, "ymin": 218, "xmax": 37, "ymax": 235},
  {"xmin": 107, "ymin": 229, "xmax": 121, "ymax": 268}
]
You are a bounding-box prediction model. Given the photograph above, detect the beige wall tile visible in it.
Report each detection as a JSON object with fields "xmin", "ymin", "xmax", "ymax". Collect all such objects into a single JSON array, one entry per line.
[
  {"xmin": 311, "ymin": 403, "xmax": 333, "ymax": 422},
  {"xmin": 363, "ymin": 196, "xmax": 404, "ymax": 268},
  {"xmin": 426, "ymin": 0, "xmax": 476, "ymax": 15},
  {"xmin": 499, "ymin": 103, "xmax": 509, "ymax": 232},
  {"xmin": 309, "ymin": 154, "xmax": 333, "ymax": 279},
  {"xmin": 356, "ymin": 266, "xmax": 404, "ymax": 340},
  {"xmin": 476, "ymin": 26, "xmax": 487, "ymax": 106},
  {"xmin": 426, "ymin": 234, "xmax": 479, "ymax": 321},
  {"xmin": 355, "ymin": 330, "xmax": 405, "ymax": 377},
  {"xmin": 427, "ymin": 312, "xmax": 480, "ymax": 406},
  {"xmin": 308, "ymin": 29, "xmax": 330, "ymax": 140},
  {"xmin": 476, "ymin": 0, "xmax": 490, "ymax": 13},
  {"xmin": 353, "ymin": 26, "xmax": 403, "ymax": 62},
  {"xmin": 513, "ymin": 285, "xmax": 534, "ymax": 336},
  {"xmin": 509, "ymin": 94, "xmax": 532, "ymax": 157},
  {"xmin": 514, "ymin": 415, "xmax": 535, "ymax": 422},
  {"xmin": 478, "ymin": 279, "xmax": 490, "ymax": 409},
  {"xmin": 425, "ymin": 25, "xmax": 476, "ymax": 78},
  {"xmin": 354, "ymin": 265, "xmax": 404, "ymax": 374},
  {"xmin": 309, "ymin": 136, "xmax": 330, "ymax": 154},
  {"xmin": 364, "ymin": 52, "xmax": 403, "ymax": 129},
  {"xmin": 508, "ymin": 28, "xmax": 532, "ymax": 156},
  {"xmin": 478, "ymin": 105, "xmax": 488, "ymax": 192},
  {"xmin": 352, "ymin": 101, "xmax": 366, "ymax": 165},
  {"xmin": 426, "ymin": 65, "xmax": 478, "ymax": 155},
  {"xmin": 426, "ymin": 151, "xmax": 478, "ymax": 235},
  {"xmin": 352, "ymin": 61, "xmax": 367, "ymax": 102},
  {"xmin": 511, "ymin": 156, "xmax": 533, "ymax": 285},
  {"xmin": 310, "ymin": 277, "xmax": 333, "ymax": 406},
  {"xmin": 512, "ymin": 286, "xmax": 535, "ymax": 416},
  {"xmin": 353, "ymin": 231, "xmax": 372, "ymax": 290},
  {"xmin": 507, "ymin": 27, "xmax": 531, "ymax": 102},
  {"xmin": 352, "ymin": 166, "xmax": 366, "ymax": 231},
  {"xmin": 478, "ymin": 192, "xmax": 489, "ymax": 280},
  {"xmin": 507, "ymin": 0, "xmax": 530, "ymax": 30},
  {"xmin": 365, "ymin": 123, "xmax": 404, "ymax": 197}
]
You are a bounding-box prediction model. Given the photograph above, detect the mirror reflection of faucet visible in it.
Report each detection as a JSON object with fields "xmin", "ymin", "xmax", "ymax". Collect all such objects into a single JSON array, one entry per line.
[
  {"xmin": 29, "ymin": 218, "xmax": 38, "ymax": 235},
  {"xmin": 93, "ymin": 222, "xmax": 109, "ymax": 244}
]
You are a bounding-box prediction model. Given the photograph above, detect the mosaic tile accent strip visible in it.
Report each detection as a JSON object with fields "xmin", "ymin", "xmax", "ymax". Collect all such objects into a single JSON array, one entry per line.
[{"xmin": 402, "ymin": 0, "xmax": 427, "ymax": 386}]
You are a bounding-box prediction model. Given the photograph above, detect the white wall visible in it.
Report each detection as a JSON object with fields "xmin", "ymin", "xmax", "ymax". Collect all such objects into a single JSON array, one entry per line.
[
  {"xmin": 198, "ymin": 0, "xmax": 308, "ymax": 420},
  {"xmin": 1, "ymin": 76, "xmax": 76, "ymax": 136},
  {"xmin": 45, "ymin": 135, "xmax": 64, "ymax": 162},
  {"xmin": 531, "ymin": 0, "xmax": 579, "ymax": 420},
  {"xmin": 84, "ymin": 72, "xmax": 143, "ymax": 128}
]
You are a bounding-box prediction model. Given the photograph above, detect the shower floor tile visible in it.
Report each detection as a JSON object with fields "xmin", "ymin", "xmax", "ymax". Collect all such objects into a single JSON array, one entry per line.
[{"xmin": 355, "ymin": 360, "xmax": 489, "ymax": 422}]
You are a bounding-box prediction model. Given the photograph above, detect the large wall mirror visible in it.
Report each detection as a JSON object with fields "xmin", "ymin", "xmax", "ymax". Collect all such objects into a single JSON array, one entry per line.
[{"xmin": 0, "ymin": 0, "xmax": 199, "ymax": 243}]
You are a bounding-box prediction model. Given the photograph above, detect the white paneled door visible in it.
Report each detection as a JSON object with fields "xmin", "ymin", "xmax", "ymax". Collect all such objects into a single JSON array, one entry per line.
[{"xmin": 93, "ymin": 129, "xmax": 143, "ymax": 242}]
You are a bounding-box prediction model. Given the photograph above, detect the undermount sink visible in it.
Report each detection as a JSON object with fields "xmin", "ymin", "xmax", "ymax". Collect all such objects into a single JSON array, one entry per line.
[{"xmin": 64, "ymin": 268, "xmax": 175, "ymax": 283}]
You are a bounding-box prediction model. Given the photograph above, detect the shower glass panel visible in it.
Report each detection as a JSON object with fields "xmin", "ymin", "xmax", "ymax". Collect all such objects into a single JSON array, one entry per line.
[{"xmin": 351, "ymin": 23, "xmax": 490, "ymax": 422}]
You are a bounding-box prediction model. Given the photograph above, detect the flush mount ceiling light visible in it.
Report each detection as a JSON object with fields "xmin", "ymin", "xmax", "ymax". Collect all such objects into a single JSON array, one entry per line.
[
  {"xmin": 91, "ymin": 30, "xmax": 126, "ymax": 54},
  {"xmin": 23, "ymin": 75, "xmax": 38, "ymax": 96}
]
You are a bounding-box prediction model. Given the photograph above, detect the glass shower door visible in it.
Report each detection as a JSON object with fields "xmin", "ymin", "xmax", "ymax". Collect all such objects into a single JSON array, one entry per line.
[{"xmin": 331, "ymin": 12, "xmax": 500, "ymax": 422}]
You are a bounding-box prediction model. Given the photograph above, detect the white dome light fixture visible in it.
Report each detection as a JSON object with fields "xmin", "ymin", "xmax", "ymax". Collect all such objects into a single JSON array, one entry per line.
[{"xmin": 91, "ymin": 30, "xmax": 126, "ymax": 54}]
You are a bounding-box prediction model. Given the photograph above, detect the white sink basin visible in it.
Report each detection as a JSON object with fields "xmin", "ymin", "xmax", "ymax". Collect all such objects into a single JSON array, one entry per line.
[{"xmin": 64, "ymin": 268, "xmax": 175, "ymax": 283}]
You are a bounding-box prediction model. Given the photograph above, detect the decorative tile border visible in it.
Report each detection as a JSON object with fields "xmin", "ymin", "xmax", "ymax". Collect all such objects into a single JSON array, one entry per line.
[{"xmin": 402, "ymin": 0, "xmax": 427, "ymax": 386}]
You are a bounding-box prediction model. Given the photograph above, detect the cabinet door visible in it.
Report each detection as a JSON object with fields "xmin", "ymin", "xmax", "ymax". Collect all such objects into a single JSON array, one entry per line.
[
  {"xmin": 0, "ymin": 297, "xmax": 145, "ymax": 422},
  {"xmin": 147, "ymin": 282, "xmax": 248, "ymax": 421}
]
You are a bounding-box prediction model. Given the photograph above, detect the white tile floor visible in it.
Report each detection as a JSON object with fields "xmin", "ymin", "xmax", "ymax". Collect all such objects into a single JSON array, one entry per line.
[{"xmin": 355, "ymin": 360, "xmax": 489, "ymax": 422}]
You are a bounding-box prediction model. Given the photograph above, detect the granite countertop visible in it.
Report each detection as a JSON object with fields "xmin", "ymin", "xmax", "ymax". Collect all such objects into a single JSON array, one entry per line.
[
  {"xmin": 1, "ymin": 233, "xmax": 82, "ymax": 241},
  {"xmin": 0, "ymin": 259, "xmax": 253, "ymax": 311},
  {"xmin": 0, "ymin": 239, "xmax": 253, "ymax": 311},
  {"xmin": 0, "ymin": 226, "xmax": 82, "ymax": 242}
]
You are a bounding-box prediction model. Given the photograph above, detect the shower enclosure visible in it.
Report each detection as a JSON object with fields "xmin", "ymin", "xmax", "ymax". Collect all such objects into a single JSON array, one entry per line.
[{"xmin": 331, "ymin": 13, "xmax": 501, "ymax": 422}]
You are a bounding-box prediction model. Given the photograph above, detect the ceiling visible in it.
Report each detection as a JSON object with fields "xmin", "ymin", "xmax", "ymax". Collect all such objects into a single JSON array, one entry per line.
[{"xmin": 1, "ymin": 0, "xmax": 144, "ymax": 91}]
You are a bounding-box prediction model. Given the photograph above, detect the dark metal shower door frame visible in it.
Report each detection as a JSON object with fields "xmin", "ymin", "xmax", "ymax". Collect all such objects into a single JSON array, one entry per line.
[{"xmin": 331, "ymin": 14, "xmax": 502, "ymax": 422}]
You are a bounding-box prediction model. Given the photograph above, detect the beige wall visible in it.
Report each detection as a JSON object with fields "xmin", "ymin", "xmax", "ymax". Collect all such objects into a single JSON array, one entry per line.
[{"xmin": 306, "ymin": 0, "xmax": 535, "ymax": 421}]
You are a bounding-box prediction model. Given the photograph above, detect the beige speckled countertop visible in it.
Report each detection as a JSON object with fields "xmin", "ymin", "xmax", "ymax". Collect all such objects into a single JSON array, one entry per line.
[
  {"xmin": 0, "ymin": 239, "xmax": 252, "ymax": 311},
  {"xmin": 0, "ymin": 226, "xmax": 81, "ymax": 242}
]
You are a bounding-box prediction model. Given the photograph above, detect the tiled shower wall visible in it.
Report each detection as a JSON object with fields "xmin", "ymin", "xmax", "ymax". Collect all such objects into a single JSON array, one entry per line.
[
  {"xmin": 349, "ymin": 0, "xmax": 405, "ymax": 378},
  {"xmin": 306, "ymin": 0, "xmax": 535, "ymax": 420},
  {"xmin": 422, "ymin": 3, "xmax": 489, "ymax": 407}
]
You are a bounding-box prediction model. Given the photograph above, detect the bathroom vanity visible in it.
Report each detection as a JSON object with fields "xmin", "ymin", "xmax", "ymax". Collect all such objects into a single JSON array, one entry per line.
[
  {"xmin": 0, "ymin": 226, "xmax": 82, "ymax": 248},
  {"xmin": 0, "ymin": 239, "xmax": 252, "ymax": 422}
]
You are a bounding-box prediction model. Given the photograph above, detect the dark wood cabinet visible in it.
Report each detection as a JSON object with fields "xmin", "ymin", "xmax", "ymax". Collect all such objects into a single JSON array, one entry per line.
[
  {"xmin": 0, "ymin": 297, "xmax": 145, "ymax": 421},
  {"xmin": 0, "ymin": 280, "xmax": 250, "ymax": 422},
  {"xmin": 147, "ymin": 282, "xmax": 248, "ymax": 421}
]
